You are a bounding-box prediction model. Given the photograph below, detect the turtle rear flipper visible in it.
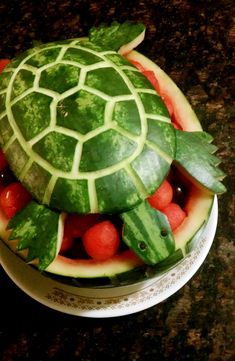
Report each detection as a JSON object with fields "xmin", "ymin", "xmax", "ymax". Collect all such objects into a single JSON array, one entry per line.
[{"xmin": 175, "ymin": 130, "xmax": 226, "ymax": 194}]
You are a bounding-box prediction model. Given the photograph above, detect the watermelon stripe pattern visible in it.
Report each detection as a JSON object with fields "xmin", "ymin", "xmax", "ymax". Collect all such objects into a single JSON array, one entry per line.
[
  {"xmin": 121, "ymin": 200, "xmax": 175, "ymax": 265},
  {"xmin": 0, "ymin": 39, "xmax": 174, "ymax": 214}
]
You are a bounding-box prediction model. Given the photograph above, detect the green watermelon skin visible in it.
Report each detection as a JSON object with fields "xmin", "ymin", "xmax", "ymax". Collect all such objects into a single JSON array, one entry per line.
[
  {"xmin": 45, "ymin": 50, "xmax": 216, "ymax": 283},
  {"xmin": 0, "ymin": 39, "xmax": 174, "ymax": 215},
  {"xmin": 0, "ymin": 28, "xmax": 222, "ymax": 283},
  {"xmin": 121, "ymin": 200, "xmax": 175, "ymax": 265}
]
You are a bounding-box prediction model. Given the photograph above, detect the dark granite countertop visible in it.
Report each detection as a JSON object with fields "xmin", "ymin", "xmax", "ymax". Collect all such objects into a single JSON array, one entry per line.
[{"xmin": 0, "ymin": 1, "xmax": 234, "ymax": 360}]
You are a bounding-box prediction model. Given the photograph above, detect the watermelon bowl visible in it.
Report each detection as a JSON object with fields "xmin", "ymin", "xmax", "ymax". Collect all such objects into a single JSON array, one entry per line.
[
  {"xmin": 0, "ymin": 23, "xmax": 225, "ymax": 317},
  {"xmin": 0, "ymin": 196, "xmax": 217, "ymax": 317}
]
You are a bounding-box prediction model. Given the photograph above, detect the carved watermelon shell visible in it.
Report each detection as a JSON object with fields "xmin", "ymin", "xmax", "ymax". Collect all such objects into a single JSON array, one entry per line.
[{"xmin": 0, "ymin": 39, "xmax": 175, "ymax": 214}]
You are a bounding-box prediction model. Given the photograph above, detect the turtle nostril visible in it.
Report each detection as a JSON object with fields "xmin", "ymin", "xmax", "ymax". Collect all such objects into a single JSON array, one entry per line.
[
  {"xmin": 138, "ymin": 241, "xmax": 146, "ymax": 250},
  {"xmin": 161, "ymin": 229, "xmax": 168, "ymax": 237}
]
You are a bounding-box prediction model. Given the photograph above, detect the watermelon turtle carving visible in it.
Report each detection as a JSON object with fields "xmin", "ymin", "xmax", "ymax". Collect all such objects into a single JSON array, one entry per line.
[{"xmin": 0, "ymin": 22, "xmax": 226, "ymax": 284}]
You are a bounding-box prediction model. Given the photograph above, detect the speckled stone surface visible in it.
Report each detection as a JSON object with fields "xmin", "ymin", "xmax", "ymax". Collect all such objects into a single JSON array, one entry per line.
[{"xmin": 0, "ymin": 1, "xmax": 234, "ymax": 360}]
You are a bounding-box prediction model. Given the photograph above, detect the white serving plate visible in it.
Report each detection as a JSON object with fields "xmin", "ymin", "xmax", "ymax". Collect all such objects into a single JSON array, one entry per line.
[{"xmin": 0, "ymin": 196, "xmax": 218, "ymax": 318}]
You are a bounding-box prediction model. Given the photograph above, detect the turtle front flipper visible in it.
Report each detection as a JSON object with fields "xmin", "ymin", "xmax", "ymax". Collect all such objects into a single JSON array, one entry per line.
[
  {"xmin": 174, "ymin": 130, "xmax": 226, "ymax": 194},
  {"xmin": 8, "ymin": 201, "xmax": 65, "ymax": 271},
  {"xmin": 89, "ymin": 21, "xmax": 145, "ymax": 54}
]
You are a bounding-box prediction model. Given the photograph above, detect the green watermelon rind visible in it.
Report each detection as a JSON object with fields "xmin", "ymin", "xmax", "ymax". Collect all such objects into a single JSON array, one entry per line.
[
  {"xmin": 126, "ymin": 50, "xmax": 203, "ymax": 131},
  {"xmin": 0, "ymin": 49, "xmax": 214, "ymax": 286},
  {"xmin": 45, "ymin": 51, "xmax": 215, "ymax": 282},
  {"xmin": 0, "ymin": 40, "xmax": 173, "ymax": 215}
]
